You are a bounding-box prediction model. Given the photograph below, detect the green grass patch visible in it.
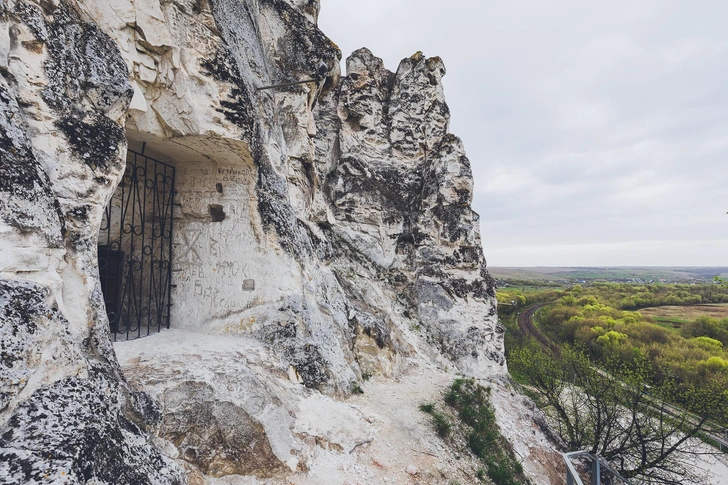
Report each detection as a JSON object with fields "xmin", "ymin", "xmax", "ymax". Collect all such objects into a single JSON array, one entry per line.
[
  {"xmin": 419, "ymin": 402, "xmax": 452, "ymax": 437},
  {"xmin": 432, "ymin": 412, "xmax": 453, "ymax": 437},
  {"xmin": 419, "ymin": 402, "xmax": 435, "ymax": 413},
  {"xmin": 654, "ymin": 316, "xmax": 688, "ymax": 323},
  {"xmin": 652, "ymin": 318, "xmax": 684, "ymax": 332},
  {"xmin": 422, "ymin": 379, "xmax": 530, "ymax": 485}
]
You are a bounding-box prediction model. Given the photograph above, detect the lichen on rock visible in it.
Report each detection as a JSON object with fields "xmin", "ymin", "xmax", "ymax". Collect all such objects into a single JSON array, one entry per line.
[
  {"xmin": 0, "ymin": 369, "xmax": 183, "ymax": 485},
  {"xmin": 0, "ymin": 81, "xmax": 63, "ymax": 245}
]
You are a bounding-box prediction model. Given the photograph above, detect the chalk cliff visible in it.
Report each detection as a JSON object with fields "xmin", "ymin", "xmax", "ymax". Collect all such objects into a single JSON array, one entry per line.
[{"xmin": 0, "ymin": 1, "xmax": 560, "ymax": 483}]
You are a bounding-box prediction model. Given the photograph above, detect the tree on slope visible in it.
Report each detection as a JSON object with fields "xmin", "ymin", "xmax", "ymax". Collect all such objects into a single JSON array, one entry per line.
[{"xmin": 510, "ymin": 345, "xmax": 728, "ymax": 484}]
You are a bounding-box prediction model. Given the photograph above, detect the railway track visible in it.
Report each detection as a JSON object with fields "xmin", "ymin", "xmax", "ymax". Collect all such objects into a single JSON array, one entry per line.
[{"xmin": 517, "ymin": 303, "xmax": 559, "ymax": 355}]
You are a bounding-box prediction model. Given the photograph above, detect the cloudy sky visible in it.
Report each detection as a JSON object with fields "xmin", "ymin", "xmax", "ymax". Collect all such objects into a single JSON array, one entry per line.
[{"xmin": 318, "ymin": 0, "xmax": 728, "ymax": 267}]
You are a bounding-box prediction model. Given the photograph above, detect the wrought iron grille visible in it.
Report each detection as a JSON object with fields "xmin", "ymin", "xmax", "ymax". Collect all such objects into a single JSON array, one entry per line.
[{"xmin": 98, "ymin": 146, "xmax": 175, "ymax": 341}]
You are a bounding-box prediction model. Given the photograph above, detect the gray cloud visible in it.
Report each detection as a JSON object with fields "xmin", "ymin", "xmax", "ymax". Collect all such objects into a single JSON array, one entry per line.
[{"xmin": 319, "ymin": 0, "xmax": 728, "ymax": 266}]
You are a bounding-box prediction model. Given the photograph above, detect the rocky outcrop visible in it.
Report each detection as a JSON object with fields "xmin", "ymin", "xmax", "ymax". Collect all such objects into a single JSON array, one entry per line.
[
  {"xmin": 330, "ymin": 49, "xmax": 502, "ymax": 375},
  {"xmin": 1, "ymin": 2, "xmax": 183, "ymax": 483},
  {"xmin": 0, "ymin": 0, "xmax": 558, "ymax": 483},
  {"xmin": 158, "ymin": 381, "xmax": 285, "ymax": 477}
]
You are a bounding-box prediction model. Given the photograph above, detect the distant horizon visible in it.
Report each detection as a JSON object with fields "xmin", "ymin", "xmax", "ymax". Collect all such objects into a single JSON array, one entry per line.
[{"xmin": 487, "ymin": 265, "xmax": 728, "ymax": 283}]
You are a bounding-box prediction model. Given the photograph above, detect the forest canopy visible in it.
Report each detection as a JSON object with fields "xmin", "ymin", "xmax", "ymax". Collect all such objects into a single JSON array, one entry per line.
[{"xmin": 500, "ymin": 282, "xmax": 728, "ymax": 424}]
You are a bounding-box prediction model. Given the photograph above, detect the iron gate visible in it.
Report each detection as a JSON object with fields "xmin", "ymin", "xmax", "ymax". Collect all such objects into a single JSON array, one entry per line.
[{"xmin": 98, "ymin": 146, "xmax": 175, "ymax": 340}]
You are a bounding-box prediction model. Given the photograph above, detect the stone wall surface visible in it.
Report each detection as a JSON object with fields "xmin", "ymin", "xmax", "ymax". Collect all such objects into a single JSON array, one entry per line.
[{"xmin": 0, "ymin": 0, "xmax": 560, "ymax": 483}]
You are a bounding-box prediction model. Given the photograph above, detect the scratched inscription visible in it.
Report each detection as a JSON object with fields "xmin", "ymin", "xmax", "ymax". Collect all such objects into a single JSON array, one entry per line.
[
  {"xmin": 177, "ymin": 166, "xmax": 215, "ymax": 191},
  {"xmin": 177, "ymin": 261, "xmax": 248, "ymax": 283},
  {"xmin": 217, "ymin": 166, "xmax": 253, "ymax": 183}
]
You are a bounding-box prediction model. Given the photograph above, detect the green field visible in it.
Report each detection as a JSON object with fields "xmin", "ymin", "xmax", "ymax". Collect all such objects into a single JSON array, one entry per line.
[{"xmin": 639, "ymin": 303, "xmax": 728, "ymax": 323}]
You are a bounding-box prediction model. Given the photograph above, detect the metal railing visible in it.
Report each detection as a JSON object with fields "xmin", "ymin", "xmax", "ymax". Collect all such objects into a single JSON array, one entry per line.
[{"xmin": 563, "ymin": 451, "xmax": 632, "ymax": 485}]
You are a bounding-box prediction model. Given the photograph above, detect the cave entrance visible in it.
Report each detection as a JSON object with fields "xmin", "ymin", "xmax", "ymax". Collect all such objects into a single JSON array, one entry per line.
[{"xmin": 98, "ymin": 145, "xmax": 175, "ymax": 341}]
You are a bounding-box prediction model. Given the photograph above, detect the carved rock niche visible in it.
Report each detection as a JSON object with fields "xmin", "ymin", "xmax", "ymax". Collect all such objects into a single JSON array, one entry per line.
[{"xmin": 98, "ymin": 129, "xmax": 259, "ymax": 338}]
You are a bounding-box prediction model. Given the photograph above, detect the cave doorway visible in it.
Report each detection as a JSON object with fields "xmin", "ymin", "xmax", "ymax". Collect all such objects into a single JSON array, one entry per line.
[{"xmin": 98, "ymin": 145, "xmax": 176, "ymax": 341}]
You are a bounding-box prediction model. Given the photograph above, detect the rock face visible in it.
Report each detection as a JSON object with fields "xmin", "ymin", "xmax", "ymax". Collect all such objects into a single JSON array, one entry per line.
[
  {"xmin": 0, "ymin": 1, "xmax": 555, "ymax": 484},
  {"xmin": 158, "ymin": 380, "xmax": 285, "ymax": 477},
  {"xmin": 331, "ymin": 49, "xmax": 502, "ymax": 375}
]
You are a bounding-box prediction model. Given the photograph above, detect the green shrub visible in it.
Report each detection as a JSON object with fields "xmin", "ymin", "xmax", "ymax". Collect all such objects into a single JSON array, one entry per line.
[
  {"xmin": 418, "ymin": 402, "xmax": 452, "ymax": 437},
  {"xmin": 444, "ymin": 379, "xmax": 529, "ymax": 485},
  {"xmin": 432, "ymin": 411, "xmax": 452, "ymax": 437}
]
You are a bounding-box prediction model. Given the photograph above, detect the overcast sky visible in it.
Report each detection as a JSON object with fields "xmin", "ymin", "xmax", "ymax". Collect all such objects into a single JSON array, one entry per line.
[{"xmin": 318, "ymin": 0, "xmax": 728, "ymax": 267}]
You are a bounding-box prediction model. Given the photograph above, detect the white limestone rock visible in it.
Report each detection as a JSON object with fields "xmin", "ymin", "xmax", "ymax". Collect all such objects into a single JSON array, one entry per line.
[
  {"xmin": 0, "ymin": 0, "xmax": 560, "ymax": 483},
  {"xmin": 331, "ymin": 48, "xmax": 503, "ymax": 375},
  {"xmin": 1, "ymin": 2, "xmax": 183, "ymax": 483}
]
